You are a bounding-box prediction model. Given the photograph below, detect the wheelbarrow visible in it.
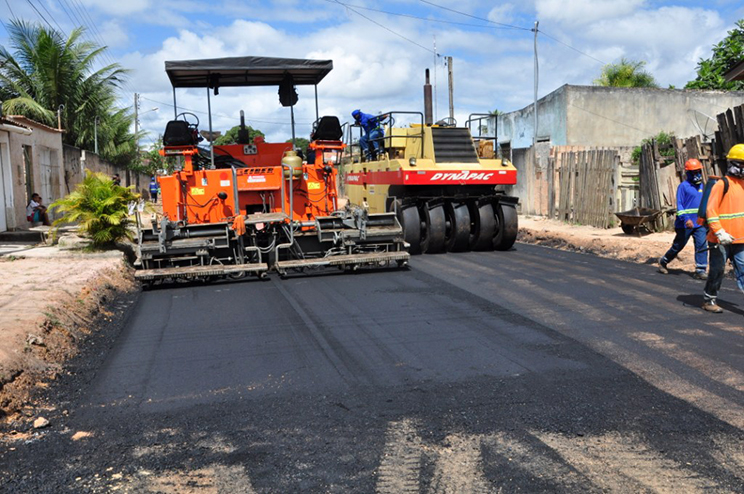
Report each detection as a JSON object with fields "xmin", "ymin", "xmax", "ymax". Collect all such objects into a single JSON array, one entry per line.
[{"xmin": 615, "ymin": 207, "xmax": 671, "ymax": 236}]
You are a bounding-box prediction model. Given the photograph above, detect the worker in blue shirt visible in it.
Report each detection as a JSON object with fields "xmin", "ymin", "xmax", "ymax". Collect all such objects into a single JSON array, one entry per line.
[
  {"xmin": 658, "ymin": 159, "xmax": 708, "ymax": 279},
  {"xmin": 352, "ymin": 109, "xmax": 388, "ymax": 161},
  {"xmin": 149, "ymin": 175, "xmax": 159, "ymax": 203}
]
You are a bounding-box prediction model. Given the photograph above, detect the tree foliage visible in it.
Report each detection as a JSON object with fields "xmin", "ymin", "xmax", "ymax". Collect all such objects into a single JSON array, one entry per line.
[
  {"xmin": 0, "ymin": 20, "xmax": 138, "ymax": 167},
  {"xmin": 594, "ymin": 58, "xmax": 659, "ymax": 88},
  {"xmin": 213, "ymin": 125, "xmax": 265, "ymax": 145},
  {"xmin": 686, "ymin": 20, "xmax": 744, "ymax": 91},
  {"xmin": 141, "ymin": 136, "xmax": 177, "ymax": 174},
  {"xmin": 50, "ymin": 171, "xmax": 141, "ymax": 247},
  {"xmin": 288, "ymin": 137, "xmax": 310, "ymax": 157}
]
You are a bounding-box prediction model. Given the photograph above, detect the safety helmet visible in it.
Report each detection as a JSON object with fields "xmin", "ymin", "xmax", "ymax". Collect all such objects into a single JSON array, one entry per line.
[
  {"xmin": 727, "ymin": 143, "xmax": 744, "ymax": 162},
  {"xmin": 684, "ymin": 158, "xmax": 702, "ymax": 171},
  {"xmin": 351, "ymin": 109, "xmax": 361, "ymax": 120}
]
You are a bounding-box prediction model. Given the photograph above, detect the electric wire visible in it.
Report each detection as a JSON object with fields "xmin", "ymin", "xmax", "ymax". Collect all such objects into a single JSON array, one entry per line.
[
  {"xmin": 324, "ymin": 0, "xmax": 510, "ymax": 30},
  {"xmin": 330, "ymin": 0, "xmax": 436, "ymax": 55},
  {"xmin": 32, "ymin": 0, "xmax": 65, "ymax": 33},
  {"xmin": 419, "ymin": 0, "xmax": 531, "ymax": 31},
  {"xmin": 24, "ymin": 0, "xmax": 55, "ymax": 31},
  {"xmin": 537, "ymin": 29, "xmax": 607, "ymax": 66}
]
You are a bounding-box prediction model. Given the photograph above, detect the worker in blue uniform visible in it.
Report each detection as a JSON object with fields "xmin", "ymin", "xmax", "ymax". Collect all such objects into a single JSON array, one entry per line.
[
  {"xmin": 658, "ymin": 159, "xmax": 708, "ymax": 279},
  {"xmin": 352, "ymin": 109, "xmax": 388, "ymax": 161}
]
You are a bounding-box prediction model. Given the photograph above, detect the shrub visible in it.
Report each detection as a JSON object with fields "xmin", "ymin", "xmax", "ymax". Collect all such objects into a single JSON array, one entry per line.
[
  {"xmin": 631, "ymin": 131, "xmax": 675, "ymax": 166},
  {"xmin": 50, "ymin": 171, "xmax": 141, "ymax": 247}
]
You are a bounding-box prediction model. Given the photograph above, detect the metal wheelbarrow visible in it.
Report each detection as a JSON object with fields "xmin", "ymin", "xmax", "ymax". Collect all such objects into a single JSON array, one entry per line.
[{"xmin": 614, "ymin": 207, "xmax": 670, "ymax": 236}]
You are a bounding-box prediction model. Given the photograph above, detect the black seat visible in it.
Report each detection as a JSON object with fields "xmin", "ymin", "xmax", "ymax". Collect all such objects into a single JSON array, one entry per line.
[
  {"xmin": 313, "ymin": 116, "xmax": 343, "ymax": 141},
  {"xmin": 163, "ymin": 120, "xmax": 196, "ymax": 146}
]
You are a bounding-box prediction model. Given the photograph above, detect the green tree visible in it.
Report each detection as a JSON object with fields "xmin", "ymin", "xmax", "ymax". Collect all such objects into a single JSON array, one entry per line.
[
  {"xmin": 213, "ymin": 125, "xmax": 264, "ymax": 145},
  {"xmin": 686, "ymin": 20, "xmax": 744, "ymax": 90},
  {"xmin": 594, "ymin": 58, "xmax": 659, "ymax": 88},
  {"xmin": 288, "ymin": 137, "xmax": 310, "ymax": 157},
  {"xmin": 0, "ymin": 20, "xmax": 136, "ymax": 165},
  {"xmin": 50, "ymin": 171, "xmax": 141, "ymax": 247},
  {"xmin": 140, "ymin": 136, "xmax": 177, "ymax": 174}
]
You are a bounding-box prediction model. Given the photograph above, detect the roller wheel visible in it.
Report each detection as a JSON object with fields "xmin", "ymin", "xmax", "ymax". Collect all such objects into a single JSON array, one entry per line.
[
  {"xmin": 445, "ymin": 201, "xmax": 471, "ymax": 252},
  {"xmin": 422, "ymin": 204, "xmax": 446, "ymax": 254},
  {"xmin": 392, "ymin": 199, "xmax": 422, "ymax": 254},
  {"xmin": 621, "ymin": 223, "xmax": 635, "ymax": 235},
  {"xmin": 469, "ymin": 202, "xmax": 496, "ymax": 251},
  {"xmin": 494, "ymin": 203, "xmax": 518, "ymax": 251}
]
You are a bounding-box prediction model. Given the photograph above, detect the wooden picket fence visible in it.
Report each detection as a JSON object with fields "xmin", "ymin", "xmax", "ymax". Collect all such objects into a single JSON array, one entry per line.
[{"xmin": 555, "ymin": 149, "xmax": 617, "ymax": 228}]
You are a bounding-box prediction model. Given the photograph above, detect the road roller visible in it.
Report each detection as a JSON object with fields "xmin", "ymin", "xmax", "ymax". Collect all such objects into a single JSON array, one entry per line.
[
  {"xmin": 342, "ymin": 72, "xmax": 519, "ymax": 254},
  {"xmin": 133, "ymin": 56, "xmax": 409, "ymax": 286}
]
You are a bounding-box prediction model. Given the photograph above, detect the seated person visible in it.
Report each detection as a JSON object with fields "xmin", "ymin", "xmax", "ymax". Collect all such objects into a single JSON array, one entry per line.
[{"xmin": 26, "ymin": 193, "xmax": 50, "ymax": 226}]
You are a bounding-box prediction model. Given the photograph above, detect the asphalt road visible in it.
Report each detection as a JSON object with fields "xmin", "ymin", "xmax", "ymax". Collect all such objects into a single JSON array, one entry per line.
[{"xmin": 2, "ymin": 243, "xmax": 744, "ymax": 492}]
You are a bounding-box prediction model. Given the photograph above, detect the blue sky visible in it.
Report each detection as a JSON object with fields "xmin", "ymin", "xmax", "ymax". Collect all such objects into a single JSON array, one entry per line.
[{"xmin": 2, "ymin": 0, "xmax": 743, "ymax": 146}]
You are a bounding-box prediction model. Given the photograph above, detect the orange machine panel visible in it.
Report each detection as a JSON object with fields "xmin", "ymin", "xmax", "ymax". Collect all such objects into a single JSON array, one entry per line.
[
  {"xmin": 216, "ymin": 140, "xmax": 292, "ymax": 168},
  {"xmin": 236, "ymin": 166, "xmax": 282, "ymax": 191}
]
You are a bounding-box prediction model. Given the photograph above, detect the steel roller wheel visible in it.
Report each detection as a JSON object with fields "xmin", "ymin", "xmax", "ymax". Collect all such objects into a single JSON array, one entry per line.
[
  {"xmin": 422, "ymin": 203, "xmax": 446, "ymax": 254},
  {"xmin": 445, "ymin": 201, "xmax": 471, "ymax": 252},
  {"xmin": 469, "ymin": 201, "xmax": 496, "ymax": 251},
  {"xmin": 494, "ymin": 203, "xmax": 518, "ymax": 251},
  {"xmin": 391, "ymin": 199, "xmax": 423, "ymax": 254}
]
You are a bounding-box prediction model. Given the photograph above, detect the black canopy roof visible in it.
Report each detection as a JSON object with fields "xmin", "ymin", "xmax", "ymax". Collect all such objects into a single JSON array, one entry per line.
[{"xmin": 165, "ymin": 56, "xmax": 333, "ymax": 89}]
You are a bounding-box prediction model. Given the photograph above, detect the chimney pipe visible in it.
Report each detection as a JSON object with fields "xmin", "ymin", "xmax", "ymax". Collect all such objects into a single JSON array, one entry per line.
[{"xmin": 423, "ymin": 69, "xmax": 433, "ymax": 126}]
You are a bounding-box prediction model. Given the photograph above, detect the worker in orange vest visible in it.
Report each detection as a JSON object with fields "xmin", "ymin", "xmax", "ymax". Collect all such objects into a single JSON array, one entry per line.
[{"xmin": 702, "ymin": 143, "xmax": 744, "ymax": 313}]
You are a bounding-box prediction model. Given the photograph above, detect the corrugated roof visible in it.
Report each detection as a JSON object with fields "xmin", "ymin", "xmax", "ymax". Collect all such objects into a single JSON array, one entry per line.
[
  {"xmin": 724, "ymin": 59, "xmax": 744, "ymax": 82},
  {"xmin": 0, "ymin": 117, "xmax": 32, "ymax": 131},
  {"xmin": 6, "ymin": 115, "xmax": 63, "ymax": 133}
]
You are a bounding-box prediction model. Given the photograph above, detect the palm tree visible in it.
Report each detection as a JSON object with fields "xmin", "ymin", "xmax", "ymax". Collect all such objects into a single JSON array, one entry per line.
[
  {"xmin": 0, "ymin": 20, "xmax": 135, "ymax": 164},
  {"xmin": 594, "ymin": 58, "xmax": 659, "ymax": 88}
]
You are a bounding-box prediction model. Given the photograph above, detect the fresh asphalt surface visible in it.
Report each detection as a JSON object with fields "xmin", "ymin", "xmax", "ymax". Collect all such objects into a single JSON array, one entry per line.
[{"xmin": 2, "ymin": 243, "xmax": 744, "ymax": 492}]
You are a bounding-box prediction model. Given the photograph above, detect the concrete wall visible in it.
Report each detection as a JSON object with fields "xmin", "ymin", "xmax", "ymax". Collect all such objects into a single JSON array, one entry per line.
[
  {"xmin": 498, "ymin": 84, "xmax": 744, "ymax": 150},
  {"xmin": 1, "ymin": 126, "xmax": 65, "ymax": 229},
  {"xmin": 566, "ymin": 86, "xmax": 744, "ymax": 147},
  {"xmin": 63, "ymin": 145, "xmax": 151, "ymax": 200},
  {"xmin": 497, "ymin": 85, "xmax": 568, "ymax": 150}
]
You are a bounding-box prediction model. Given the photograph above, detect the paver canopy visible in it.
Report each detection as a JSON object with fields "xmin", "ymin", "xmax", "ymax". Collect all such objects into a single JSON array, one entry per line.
[{"xmin": 164, "ymin": 56, "xmax": 333, "ymax": 88}]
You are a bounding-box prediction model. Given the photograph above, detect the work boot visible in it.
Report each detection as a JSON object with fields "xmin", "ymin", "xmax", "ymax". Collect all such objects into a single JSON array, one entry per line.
[
  {"xmin": 658, "ymin": 258, "xmax": 668, "ymax": 274},
  {"xmin": 702, "ymin": 301, "xmax": 723, "ymax": 313},
  {"xmin": 694, "ymin": 271, "xmax": 708, "ymax": 280}
]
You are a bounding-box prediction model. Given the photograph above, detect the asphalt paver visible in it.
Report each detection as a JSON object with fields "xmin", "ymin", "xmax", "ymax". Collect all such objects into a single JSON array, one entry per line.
[{"xmin": 2, "ymin": 243, "xmax": 743, "ymax": 492}]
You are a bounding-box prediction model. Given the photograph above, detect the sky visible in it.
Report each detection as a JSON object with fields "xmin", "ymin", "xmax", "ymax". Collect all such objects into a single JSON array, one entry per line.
[{"xmin": 1, "ymin": 0, "xmax": 743, "ymax": 147}]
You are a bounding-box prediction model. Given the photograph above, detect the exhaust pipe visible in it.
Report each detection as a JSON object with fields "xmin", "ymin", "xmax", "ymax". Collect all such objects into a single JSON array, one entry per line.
[{"xmin": 424, "ymin": 69, "xmax": 433, "ymax": 126}]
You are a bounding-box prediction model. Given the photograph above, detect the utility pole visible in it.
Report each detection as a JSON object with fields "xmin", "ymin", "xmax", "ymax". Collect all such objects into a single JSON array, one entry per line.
[
  {"xmin": 134, "ymin": 93, "xmax": 140, "ymax": 152},
  {"xmin": 433, "ymin": 35, "xmax": 438, "ymax": 121},
  {"xmin": 57, "ymin": 104, "xmax": 64, "ymax": 130},
  {"xmin": 447, "ymin": 56, "xmax": 454, "ymax": 122},
  {"xmin": 94, "ymin": 116, "xmax": 99, "ymax": 154},
  {"xmin": 532, "ymin": 21, "xmax": 539, "ymax": 147}
]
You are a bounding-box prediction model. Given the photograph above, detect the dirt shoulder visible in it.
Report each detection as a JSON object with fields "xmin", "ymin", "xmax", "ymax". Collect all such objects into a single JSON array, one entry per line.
[
  {"xmin": 517, "ymin": 216, "xmax": 701, "ymax": 273},
  {"xmin": 0, "ymin": 250, "xmax": 137, "ymax": 424}
]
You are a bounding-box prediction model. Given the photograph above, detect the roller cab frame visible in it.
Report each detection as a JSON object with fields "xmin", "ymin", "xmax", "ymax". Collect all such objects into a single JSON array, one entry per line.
[{"xmin": 343, "ymin": 109, "xmax": 519, "ymax": 255}]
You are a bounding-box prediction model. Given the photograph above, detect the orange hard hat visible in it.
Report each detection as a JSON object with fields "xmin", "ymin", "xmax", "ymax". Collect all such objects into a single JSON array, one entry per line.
[{"xmin": 684, "ymin": 158, "xmax": 702, "ymax": 171}]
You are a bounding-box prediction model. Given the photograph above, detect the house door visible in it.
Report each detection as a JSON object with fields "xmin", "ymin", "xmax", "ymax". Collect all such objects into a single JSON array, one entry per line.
[
  {"xmin": 39, "ymin": 148, "xmax": 53, "ymax": 210},
  {"xmin": 0, "ymin": 139, "xmax": 9, "ymax": 232}
]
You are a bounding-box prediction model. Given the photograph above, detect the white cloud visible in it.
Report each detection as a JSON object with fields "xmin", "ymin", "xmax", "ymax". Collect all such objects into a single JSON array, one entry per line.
[
  {"xmin": 80, "ymin": 0, "xmax": 151, "ymax": 16},
  {"xmin": 535, "ymin": 0, "xmax": 646, "ymax": 26}
]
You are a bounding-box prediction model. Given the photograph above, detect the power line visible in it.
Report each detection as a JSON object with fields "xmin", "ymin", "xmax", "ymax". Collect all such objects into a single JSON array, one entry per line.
[
  {"xmin": 24, "ymin": 0, "xmax": 55, "ymax": 31},
  {"xmin": 419, "ymin": 0, "xmax": 531, "ymax": 31},
  {"xmin": 538, "ymin": 30, "xmax": 607, "ymax": 66},
  {"xmin": 33, "ymin": 0, "xmax": 65, "ymax": 33},
  {"xmin": 330, "ymin": 0, "xmax": 437, "ymax": 55},
  {"xmin": 324, "ymin": 0, "xmax": 513, "ymax": 30}
]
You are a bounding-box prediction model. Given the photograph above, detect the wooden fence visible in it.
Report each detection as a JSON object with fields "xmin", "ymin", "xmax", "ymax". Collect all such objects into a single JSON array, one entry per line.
[
  {"xmin": 555, "ymin": 149, "xmax": 617, "ymax": 228},
  {"xmin": 638, "ymin": 102, "xmax": 744, "ymax": 230}
]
